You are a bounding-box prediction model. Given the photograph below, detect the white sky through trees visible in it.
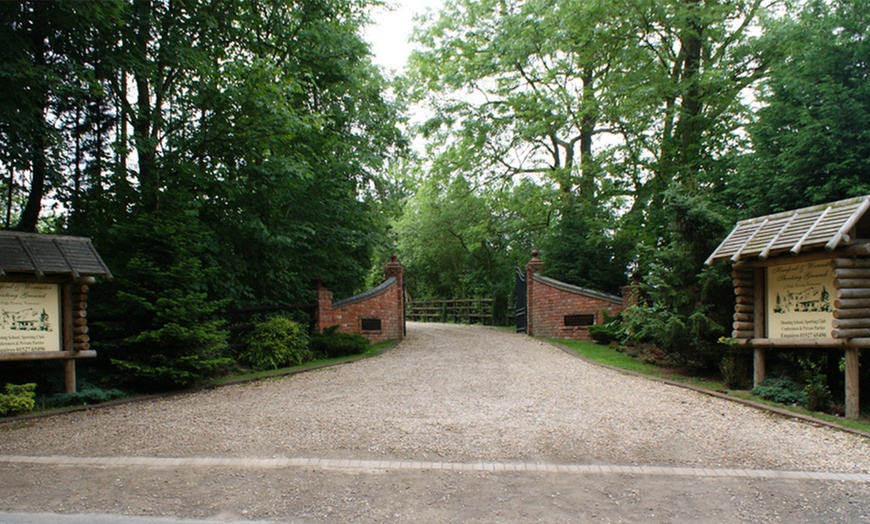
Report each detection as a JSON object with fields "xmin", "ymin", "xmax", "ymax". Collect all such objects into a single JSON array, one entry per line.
[{"xmin": 364, "ymin": 0, "xmax": 444, "ymax": 72}]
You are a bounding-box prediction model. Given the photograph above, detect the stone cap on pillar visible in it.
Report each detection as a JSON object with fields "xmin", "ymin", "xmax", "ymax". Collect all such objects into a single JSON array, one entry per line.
[
  {"xmin": 385, "ymin": 254, "xmax": 403, "ymax": 280},
  {"xmin": 526, "ymin": 250, "xmax": 544, "ymax": 274}
]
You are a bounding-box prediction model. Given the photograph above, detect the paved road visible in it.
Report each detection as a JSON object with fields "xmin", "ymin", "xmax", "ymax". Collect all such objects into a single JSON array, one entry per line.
[{"xmin": 0, "ymin": 323, "xmax": 868, "ymax": 523}]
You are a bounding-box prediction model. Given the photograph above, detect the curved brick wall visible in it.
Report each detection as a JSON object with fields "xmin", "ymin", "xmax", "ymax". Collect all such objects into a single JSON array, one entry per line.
[{"xmin": 315, "ymin": 256, "xmax": 404, "ymax": 344}]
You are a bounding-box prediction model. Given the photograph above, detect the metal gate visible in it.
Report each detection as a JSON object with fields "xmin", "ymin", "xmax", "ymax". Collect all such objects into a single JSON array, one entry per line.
[{"xmin": 515, "ymin": 266, "xmax": 527, "ymax": 333}]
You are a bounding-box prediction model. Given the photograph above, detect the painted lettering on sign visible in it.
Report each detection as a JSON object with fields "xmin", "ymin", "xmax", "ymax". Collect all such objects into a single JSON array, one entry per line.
[
  {"xmin": 0, "ymin": 283, "xmax": 61, "ymax": 353},
  {"xmin": 766, "ymin": 261, "xmax": 834, "ymax": 339}
]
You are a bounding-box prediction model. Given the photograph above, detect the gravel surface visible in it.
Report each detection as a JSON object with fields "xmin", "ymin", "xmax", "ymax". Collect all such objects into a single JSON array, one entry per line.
[{"xmin": 1, "ymin": 322, "xmax": 868, "ymax": 473}]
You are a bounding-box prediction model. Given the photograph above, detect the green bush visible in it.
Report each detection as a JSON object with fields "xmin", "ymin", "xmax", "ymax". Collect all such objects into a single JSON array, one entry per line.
[
  {"xmin": 588, "ymin": 312, "xmax": 624, "ymax": 345},
  {"xmin": 800, "ymin": 355, "xmax": 833, "ymax": 412},
  {"xmin": 804, "ymin": 380, "xmax": 833, "ymax": 412},
  {"xmin": 242, "ymin": 316, "xmax": 312, "ymax": 370},
  {"xmin": 311, "ymin": 327, "xmax": 370, "ymax": 358},
  {"xmin": 95, "ymin": 209, "xmax": 231, "ymax": 392},
  {"xmin": 622, "ymin": 304, "xmax": 725, "ymax": 368},
  {"xmin": 43, "ymin": 386, "xmax": 126, "ymax": 408},
  {"xmin": 0, "ymin": 383, "xmax": 37, "ymax": 417},
  {"xmin": 751, "ymin": 376, "xmax": 807, "ymax": 406}
]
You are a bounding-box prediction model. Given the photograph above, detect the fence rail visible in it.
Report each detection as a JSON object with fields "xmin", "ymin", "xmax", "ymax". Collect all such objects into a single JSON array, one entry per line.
[{"xmin": 405, "ymin": 298, "xmax": 495, "ymax": 325}]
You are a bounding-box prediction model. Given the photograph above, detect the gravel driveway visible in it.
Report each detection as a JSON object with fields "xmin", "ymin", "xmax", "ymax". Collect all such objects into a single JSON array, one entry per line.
[{"xmin": 0, "ymin": 322, "xmax": 868, "ymax": 522}]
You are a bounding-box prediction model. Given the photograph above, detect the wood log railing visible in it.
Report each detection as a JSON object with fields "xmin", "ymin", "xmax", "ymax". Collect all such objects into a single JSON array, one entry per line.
[{"xmin": 406, "ymin": 298, "xmax": 495, "ymax": 325}]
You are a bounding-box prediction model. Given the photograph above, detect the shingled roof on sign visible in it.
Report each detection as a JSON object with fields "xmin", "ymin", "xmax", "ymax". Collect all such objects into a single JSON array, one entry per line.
[
  {"xmin": 0, "ymin": 231, "xmax": 113, "ymax": 279},
  {"xmin": 706, "ymin": 195, "xmax": 870, "ymax": 265}
]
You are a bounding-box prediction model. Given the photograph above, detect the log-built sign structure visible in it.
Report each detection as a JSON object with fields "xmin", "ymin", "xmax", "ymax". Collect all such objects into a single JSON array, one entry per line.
[
  {"xmin": 707, "ymin": 194, "xmax": 870, "ymax": 420},
  {"xmin": 0, "ymin": 231, "xmax": 112, "ymax": 393}
]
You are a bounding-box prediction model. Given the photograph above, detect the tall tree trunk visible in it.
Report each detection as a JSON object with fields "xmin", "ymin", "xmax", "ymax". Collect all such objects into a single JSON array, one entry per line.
[
  {"xmin": 674, "ymin": 0, "xmax": 704, "ymax": 189},
  {"xmin": 15, "ymin": 1, "xmax": 49, "ymax": 232},
  {"xmin": 132, "ymin": 0, "xmax": 160, "ymax": 212},
  {"xmin": 578, "ymin": 68, "xmax": 597, "ymax": 204}
]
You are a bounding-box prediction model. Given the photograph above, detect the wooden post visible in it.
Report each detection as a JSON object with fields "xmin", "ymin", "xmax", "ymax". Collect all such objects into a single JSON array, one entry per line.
[
  {"xmin": 754, "ymin": 348, "xmax": 766, "ymax": 387},
  {"xmin": 845, "ymin": 346, "xmax": 860, "ymax": 420},
  {"xmin": 753, "ymin": 267, "xmax": 766, "ymax": 386},
  {"xmin": 64, "ymin": 359, "xmax": 76, "ymax": 394},
  {"xmin": 62, "ymin": 283, "xmax": 76, "ymax": 393}
]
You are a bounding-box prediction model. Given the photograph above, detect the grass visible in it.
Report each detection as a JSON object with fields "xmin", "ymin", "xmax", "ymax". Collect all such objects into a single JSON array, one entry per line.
[
  {"xmin": 206, "ymin": 339, "xmax": 395, "ymax": 386},
  {"xmin": 551, "ymin": 338, "xmax": 663, "ymax": 375},
  {"xmin": 552, "ymin": 338, "xmax": 870, "ymax": 434}
]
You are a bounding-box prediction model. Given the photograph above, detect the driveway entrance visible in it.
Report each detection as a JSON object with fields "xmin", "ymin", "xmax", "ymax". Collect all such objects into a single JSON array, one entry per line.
[{"xmin": 0, "ymin": 323, "xmax": 868, "ymax": 522}]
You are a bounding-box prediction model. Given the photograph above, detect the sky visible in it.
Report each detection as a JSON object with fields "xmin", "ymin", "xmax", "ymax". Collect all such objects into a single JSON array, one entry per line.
[{"xmin": 363, "ymin": 0, "xmax": 445, "ymax": 73}]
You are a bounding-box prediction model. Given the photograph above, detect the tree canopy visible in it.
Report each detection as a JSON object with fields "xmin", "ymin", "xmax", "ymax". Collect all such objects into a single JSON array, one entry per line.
[{"xmin": 1, "ymin": 0, "xmax": 405, "ymax": 390}]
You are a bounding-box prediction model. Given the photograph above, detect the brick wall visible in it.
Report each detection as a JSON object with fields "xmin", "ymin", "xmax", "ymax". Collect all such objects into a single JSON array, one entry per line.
[
  {"xmin": 315, "ymin": 256, "xmax": 404, "ymax": 344},
  {"xmin": 525, "ymin": 252, "xmax": 623, "ymax": 340}
]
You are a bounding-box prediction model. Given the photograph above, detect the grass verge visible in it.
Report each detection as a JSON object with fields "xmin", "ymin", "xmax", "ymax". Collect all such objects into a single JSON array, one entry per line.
[
  {"xmin": 552, "ymin": 338, "xmax": 870, "ymax": 435},
  {"xmin": 206, "ymin": 339, "xmax": 396, "ymax": 387}
]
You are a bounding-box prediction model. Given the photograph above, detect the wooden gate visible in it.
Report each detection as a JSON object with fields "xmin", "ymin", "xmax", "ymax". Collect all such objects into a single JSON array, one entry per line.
[
  {"xmin": 515, "ymin": 266, "xmax": 527, "ymax": 333},
  {"xmin": 405, "ymin": 298, "xmax": 494, "ymax": 325}
]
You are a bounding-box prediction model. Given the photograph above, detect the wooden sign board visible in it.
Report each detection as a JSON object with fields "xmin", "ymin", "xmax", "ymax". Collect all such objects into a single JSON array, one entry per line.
[
  {"xmin": 765, "ymin": 260, "xmax": 834, "ymax": 339},
  {"xmin": 0, "ymin": 282, "xmax": 62, "ymax": 354}
]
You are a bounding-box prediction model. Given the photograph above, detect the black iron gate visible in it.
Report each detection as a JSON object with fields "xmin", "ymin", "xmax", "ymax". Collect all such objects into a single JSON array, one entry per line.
[{"xmin": 515, "ymin": 266, "xmax": 527, "ymax": 333}]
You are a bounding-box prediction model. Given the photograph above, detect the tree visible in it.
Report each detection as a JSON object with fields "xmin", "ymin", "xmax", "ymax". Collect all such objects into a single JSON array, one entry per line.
[
  {"xmin": 406, "ymin": 0, "xmax": 655, "ymax": 299},
  {"xmin": 540, "ymin": 203, "xmax": 630, "ymax": 296},
  {"xmin": 409, "ymin": 0, "xmax": 648, "ymax": 203},
  {"xmin": 1, "ymin": 0, "xmax": 405, "ymax": 391},
  {"xmin": 408, "ymin": 0, "xmax": 779, "ymax": 364},
  {"xmin": 395, "ymin": 171, "xmax": 549, "ymax": 321},
  {"xmin": 92, "ymin": 208, "xmax": 230, "ymax": 392},
  {"xmin": 0, "ymin": 1, "xmax": 119, "ymax": 231},
  {"xmin": 733, "ymin": 0, "xmax": 870, "ymax": 215}
]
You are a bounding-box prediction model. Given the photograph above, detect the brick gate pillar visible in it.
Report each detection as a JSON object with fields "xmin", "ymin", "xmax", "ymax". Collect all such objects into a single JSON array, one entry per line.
[
  {"xmin": 525, "ymin": 250, "xmax": 544, "ymax": 336},
  {"xmin": 314, "ymin": 282, "xmax": 334, "ymax": 334},
  {"xmin": 384, "ymin": 254, "xmax": 405, "ymax": 340}
]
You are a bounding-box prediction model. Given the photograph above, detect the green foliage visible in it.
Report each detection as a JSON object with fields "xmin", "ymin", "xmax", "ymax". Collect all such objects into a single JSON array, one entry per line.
[
  {"xmin": 622, "ymin": 302, "xmax": 726, "ymax": 368},
  {"xmin": 408, "ymin": 0, "xmax": 773, "ymax": 343},
  {"xmin": 734, "ymin": 0, "xmax": 870, "ymax": 215},
  {"xmin": 395, "ymin": 173, "xmax": 544, "ymax": 323},
  {"xmin": 587, "ymin": 312, "xmax": 625, "ymax": 345},
  {"xmin": 93, "ymin": 208, "xmax": 231, "ymax": 392},
  {"xmin": 751, "ymin": 376, "xmax": 807, "ymax": 406},
  {"xmin": 242, "ymin": 317, "xmax": 312, "ymax": 370},
  {"xmin": 622, "ymin": 192, "xmax": 733, "ymax": 369},
  {"xmin": 2, "ymin": 0, "xmax": 404, "ymax": 394},
  {"xmin": 541, "ymin": 203, "xmax": 631, "ymax": 296},
  {"xmin": 42, "ymin": 386, "xmax": 126, "ymax": 408},
  {"xmin": 800, "ymin": 355, "xmax": 833, "ymax": 413},
  {"xmin": 0, "ymin": 383, "xmax": 37, "ymax": 417},
  {"xmin": 310, "ymin": 327, "xmax": 370, "ymax": 358}
]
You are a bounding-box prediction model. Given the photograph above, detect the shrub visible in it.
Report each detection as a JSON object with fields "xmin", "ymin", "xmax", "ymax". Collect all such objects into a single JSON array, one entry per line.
[
  {"xmin": 242, "ymin": 316, "xmax": 312, "ymax": 370},
  {"xmin": 0, "ymin": 383, "xmax": 37, "ymax": 417},
  {"xmin": 95, "ymin": 209, "xmax": 230, "ymax": 392},
  {"xmin": 751, "ymin": 376, "xmax": 806, "ymax": 406},
  {"xmin": 622, "ymin": 304, "xmax": 725, "ymax": 369},
  {"xmin": 311, "ymin": 327, "xmax": 370, "ymax": 358},
  {"xmin": 588, "ymin": 312, "xmax": 624, "ymax": 345},
  {"xmin": 42, "ymin": 386, "xmax": 126, "ymax": 408},
  {"xmin": 804, "ymin": 380, "xmax": 833, "ymax": 412},
  {"xmin": 800, "ymin": 355, "xmax": 833, "ymax": 412}
]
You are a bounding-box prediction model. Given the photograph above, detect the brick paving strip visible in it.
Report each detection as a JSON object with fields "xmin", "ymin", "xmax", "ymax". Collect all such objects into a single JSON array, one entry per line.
[{"xmin": 1, "ymin": 454, "xmax": 868, "ymax": 483}]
